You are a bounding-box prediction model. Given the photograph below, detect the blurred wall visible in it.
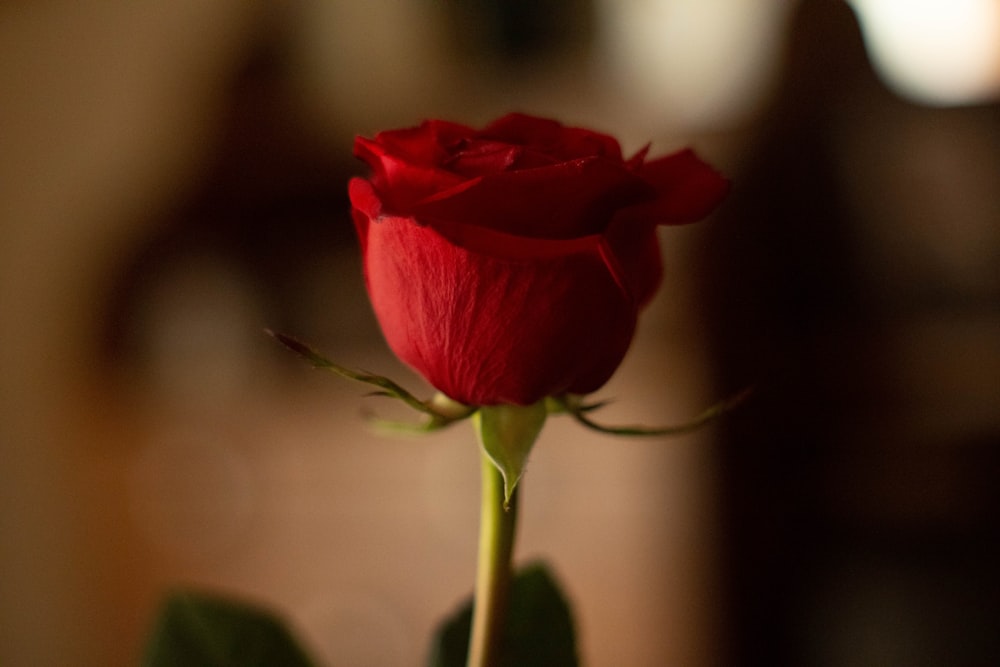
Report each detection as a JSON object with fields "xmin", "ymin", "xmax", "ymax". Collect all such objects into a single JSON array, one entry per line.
[{"xmin": 0, "ymin": 3, "xmax": 261, "ymax": 665}]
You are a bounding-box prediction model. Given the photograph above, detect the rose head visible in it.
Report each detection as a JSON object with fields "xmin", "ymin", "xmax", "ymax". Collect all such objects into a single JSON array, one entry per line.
[{"xmin": 350, "ymin": 113, "xmax": 727, "ymax": 407}]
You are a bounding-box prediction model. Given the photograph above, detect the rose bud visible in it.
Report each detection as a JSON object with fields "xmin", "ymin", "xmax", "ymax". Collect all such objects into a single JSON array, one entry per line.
[{"xmin": 350, "ymin": 113, "xmax": 727, "ymax": 407}]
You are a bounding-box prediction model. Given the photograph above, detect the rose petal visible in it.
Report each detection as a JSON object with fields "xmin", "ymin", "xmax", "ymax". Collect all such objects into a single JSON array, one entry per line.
[
  {"xmin": 354, "ymin": 204, "xmax": 638, "ymax": 405},
  {"xmin": 425, "ymin": 212, "xmax": 613, "ymax": 264},
  {"xmin": 632, "ymin": 149, "xmax": 730, "ymax": 223},
  {"xmin": 348, "ymin": 177, "xmax": 382, "ymax": 219},
  {"xmin": 596, "ymin": 150, "xmax": 728, "ymax": 307},
  {"xmin": 483, "ymin": 113, "xmax": 624, "ymax": 161},
  {"xmin": 602, "ymin": 219, "xmax": 663, "ymax": 308},
  {"xmin": 412, "ymin": 157, "xmax": 652, "ymax": 239},
  {"xmin": 354, "ymin": 136, "xmax": 466, "ymax": 211},
  {"xmin": 444, "ymin": 141, "xmax": 521, "ymax": 176},
  {"xmin": 626, "ymin": 144, "xmax": 650, "ymax": 170},
  {"xmin": 374, "ymin": 119, "xmax": 475, "ymax": 167}
]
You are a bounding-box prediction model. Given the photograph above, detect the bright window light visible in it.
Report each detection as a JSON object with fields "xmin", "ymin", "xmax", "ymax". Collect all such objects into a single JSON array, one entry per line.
[
  {"xmin": 849, "ymin": 0, "xmax": 1000, "ymax": 106},
  {"xmin": 596, "ymin": 0, "xmax": 797, "ymax": 130}
]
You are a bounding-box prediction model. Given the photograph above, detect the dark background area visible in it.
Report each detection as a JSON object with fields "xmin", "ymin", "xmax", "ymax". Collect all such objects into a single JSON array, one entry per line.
[{"xmin": 700, "ymin": 3, "xmax": 1000, "ymax": 665}]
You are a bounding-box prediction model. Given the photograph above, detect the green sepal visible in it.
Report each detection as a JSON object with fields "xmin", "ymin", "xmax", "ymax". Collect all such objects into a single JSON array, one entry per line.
[
  {"xmin": 474, "ymin": 402, "xmax": 547, "ymax": 507},
  {"xmin": 142, "ymin": 589, "xmax": 317, "ymax": 667},
  {"xmin": 544, "ymin": 394, "xmax": 611, "ymax": 415},
  {"xmin": 427, "ymin": 562, "xmax": 578, "ymax": 667},
  {"xmin": 553, "ymin": 386, "xmax": 753, "ymax": 437},
  {"xmin": 269, "ymin": 331, "xmax": 475, "ymax": 431}
]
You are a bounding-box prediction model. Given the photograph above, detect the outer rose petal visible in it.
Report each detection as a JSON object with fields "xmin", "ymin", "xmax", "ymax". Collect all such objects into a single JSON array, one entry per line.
[
  {"xmin": 351, "ymin": 180, "xmax": 638, "ymax": 406},
  {"xmin": 602, "ymin": 220, "xmax": 664, "ymax": 309},
  {"xmin": 483, "ymin": 113, "xmax": 624, "ymax": 161},
  {"xmin": 354, "ymin": 136, "xmax": 465, "ymax": 210},
  {"xmin": 605, "ymin": 149, "xmax": 730, "ymax": 305},
  {"xmin": 373, "ymin": 119, "xmax": 475, "ymax": 167},
  {"xmin": 412, "ymin": 157, "xmax": 651, "ymax": 239},
  {"xmin": 632, "ymin": 149, "xmax": 730, "ymax": 223}
]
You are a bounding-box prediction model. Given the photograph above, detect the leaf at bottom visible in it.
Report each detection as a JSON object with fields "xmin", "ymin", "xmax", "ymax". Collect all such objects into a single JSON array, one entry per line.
[
  {"xmin": 427, "ymin": 561, "xmax": 578, "ymax": 667},
  {"xmin": 142, "ymin": 590, "xmax": 317, "ymax": 667}
]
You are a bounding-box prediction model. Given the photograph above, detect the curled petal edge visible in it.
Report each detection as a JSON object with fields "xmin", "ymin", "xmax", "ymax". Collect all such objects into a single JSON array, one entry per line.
[{"xmin": 350, "ymin": 178, "xmax": 637, "ymax": 303}]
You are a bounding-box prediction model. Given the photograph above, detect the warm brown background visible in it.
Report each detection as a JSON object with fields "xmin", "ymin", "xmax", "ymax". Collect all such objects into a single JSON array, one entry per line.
[{"xmin": 2, "ymin": 2, "xmax": 998, "ymax": 666}]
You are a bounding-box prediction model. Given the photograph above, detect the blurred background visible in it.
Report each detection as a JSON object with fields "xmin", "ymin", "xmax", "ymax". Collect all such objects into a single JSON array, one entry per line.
[{"xmin": 1, "ymin": 1, "xmax": 998, "ymax": 665}]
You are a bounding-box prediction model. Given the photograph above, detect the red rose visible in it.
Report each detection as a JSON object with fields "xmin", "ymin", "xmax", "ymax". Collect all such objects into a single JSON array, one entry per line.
[{"xmin": 349, "ymin": 113, "xmax": 727, "ymax": 407}]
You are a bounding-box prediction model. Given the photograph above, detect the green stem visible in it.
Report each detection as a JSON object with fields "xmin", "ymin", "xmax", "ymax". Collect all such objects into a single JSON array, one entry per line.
[{"xmin": 467, "ymin": 449, "xmax": 518, "ymax": 667}]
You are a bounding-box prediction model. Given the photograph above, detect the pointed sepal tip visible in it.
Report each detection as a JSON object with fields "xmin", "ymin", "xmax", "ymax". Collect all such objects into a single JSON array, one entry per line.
[{"xmin": 473, "ymin": 402, "xmax": 548, "ymax": 505}]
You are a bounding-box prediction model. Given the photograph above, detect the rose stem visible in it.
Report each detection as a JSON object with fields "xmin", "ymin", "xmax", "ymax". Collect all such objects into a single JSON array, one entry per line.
[{"xmin": 467, "ymin": 448, "xmax": 518, "ymax": 667}]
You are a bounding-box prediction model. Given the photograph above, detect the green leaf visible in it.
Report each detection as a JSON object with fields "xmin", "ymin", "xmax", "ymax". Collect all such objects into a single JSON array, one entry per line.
[
  {"xmin": 427, "ymin": 562, "xmax": 578, "ymax": 667},
  {"xmin": 474, "ymin": 402, "xmax": 547, "ymax": 506},
  {"xmin": 142, "ymin": 590, "xmax": 317, "ymax": 667}
]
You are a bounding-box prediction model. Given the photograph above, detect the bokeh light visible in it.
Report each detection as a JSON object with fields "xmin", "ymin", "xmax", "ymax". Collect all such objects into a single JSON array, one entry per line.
[{"xmin": 849, "ymin": 0, "xmax": 1000, "ymax": 105}]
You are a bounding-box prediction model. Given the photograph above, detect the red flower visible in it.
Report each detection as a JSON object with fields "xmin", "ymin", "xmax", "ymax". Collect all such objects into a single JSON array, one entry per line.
[{"xmin": 350, "ymin": 113, "xmax": 727, "ymax": 406}]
